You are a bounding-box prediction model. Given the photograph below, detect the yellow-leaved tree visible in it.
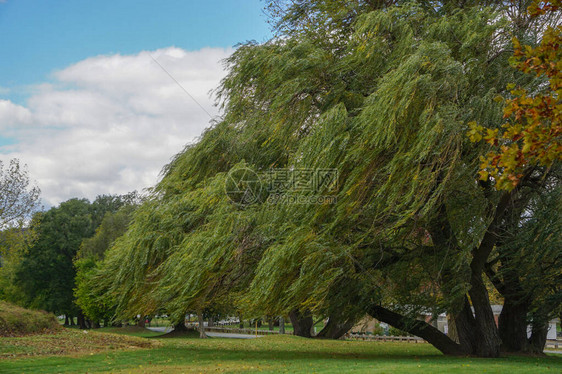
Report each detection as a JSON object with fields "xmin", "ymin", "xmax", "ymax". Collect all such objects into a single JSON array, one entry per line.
[{"xmin": 468, "ymin": 0, "xmax": 561, "ymax": 190}]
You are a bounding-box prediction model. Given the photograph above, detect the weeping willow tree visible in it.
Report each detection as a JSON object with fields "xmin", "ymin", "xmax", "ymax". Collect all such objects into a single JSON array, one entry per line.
[{"xmin": 94, "ymin": 0, "xmax": 560, "ymax": 357}]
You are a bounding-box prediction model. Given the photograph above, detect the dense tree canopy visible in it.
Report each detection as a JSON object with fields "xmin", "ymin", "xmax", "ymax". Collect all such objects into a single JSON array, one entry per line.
[
  {"xmin": 74, "ymin": 201, "xmax": 138, "ymax": 324},
  {"xmin": 94, "ymin": 0, "xmax": 561, "ymax": 357},
  {"xmin": 16, "ymin": 199, "xmax": 95, "ymax": 316},
  {"xmin": 12, "ymin": 193, "xmax": 138, "ymax": 327}
]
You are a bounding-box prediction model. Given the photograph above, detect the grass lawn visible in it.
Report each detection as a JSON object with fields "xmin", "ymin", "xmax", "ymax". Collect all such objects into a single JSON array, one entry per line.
[
  {"xmin": 1, "ymin": 328, "xmax": 561, "ymax": 373},
  {"xmin": 0, "ymin": 328, "xmax": 155, "ymax": 360},
  {"xmin": 95, "ymin": 326, "xmax": 165, "ymax": 338}
]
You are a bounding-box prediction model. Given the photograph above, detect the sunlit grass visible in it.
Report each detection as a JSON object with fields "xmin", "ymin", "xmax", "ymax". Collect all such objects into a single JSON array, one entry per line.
[{"xmin": 0, "ymin": 328, "xmax": 560, "ymax": 373}]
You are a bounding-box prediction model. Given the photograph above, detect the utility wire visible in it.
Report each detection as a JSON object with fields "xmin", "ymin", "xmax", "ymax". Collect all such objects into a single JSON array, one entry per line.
[{"xmin": 149, "ymin": 53, "xmax": 214, "ymax": 119}]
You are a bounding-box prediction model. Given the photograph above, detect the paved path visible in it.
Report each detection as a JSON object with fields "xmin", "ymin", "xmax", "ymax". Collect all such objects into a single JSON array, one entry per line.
[
  {"xmin": 147, "ymin": 326, "xmax": 262, "ymax": 339},
  {"xmin": 147, "ymin": 326, "xmax": 171, "ymax": 333}
]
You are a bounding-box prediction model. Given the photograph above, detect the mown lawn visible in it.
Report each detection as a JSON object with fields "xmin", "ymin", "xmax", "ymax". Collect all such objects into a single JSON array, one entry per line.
[{"xmin": 0, "ymin": 329, "xmax": 561, "ymax": 373}]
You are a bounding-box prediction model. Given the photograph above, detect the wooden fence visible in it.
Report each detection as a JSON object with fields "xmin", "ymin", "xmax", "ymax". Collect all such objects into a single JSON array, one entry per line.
[
  {"xmin": 187, "ymin": 325, "xmax": 280, "ymax": 336},
  {"xmin": 183, "ymin": 326, "xmax": 560, "ymax": 349},
  {"xmin": 545, "ymin": 340, "xmax": 561, "ymax": 349},
  {"xmin": 345, "ymin": 333, "xmax": 426, "ymax": 343}
]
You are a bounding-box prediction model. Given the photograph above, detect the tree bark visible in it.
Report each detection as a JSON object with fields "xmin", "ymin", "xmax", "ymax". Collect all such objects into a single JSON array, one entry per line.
[
  {"xmin": 268, "ymin": 317, "xmax": 274, "ymax": 331},
  {"xmin": 279, "ymin": 317, "xmax": 285, "ymax": 334},
  {"xmin": 467, "ymin": 271, "xmax": 501, "ymax": 357},
  {"xmin": 173, "ymin": 320, "xmax": 188, "ymax": 332},
  {"xmin": 464, "ymin": 189, "xmax": 518, "ymax": 358},
  {"xmin": 315, "ymin": 316, "xmax": 355, "ymax": 339},
  {"xmin": 77, "ymin": 311, "xmax": 87, "ymax": 329},
  {"xmin": 451, "ymin": 296, "xmax": 478, "ymax": 354},
  {"xmin": 529, "ymin": 321, "xmax": 549, "ymax": 354},
  {"xmin": 498, "ymin": 298, "xmax": 530, "ymax": 352},
  {"xmin": 368, "ymin": 305, "xmax": 467, "ymax": 356},
  {"xmin": 198, "ymin": 310, "xmax": 207, "ymax": 338},
  {"xmin": 289, "ymin": 309, "xmax": 313, "ymax": 338}
]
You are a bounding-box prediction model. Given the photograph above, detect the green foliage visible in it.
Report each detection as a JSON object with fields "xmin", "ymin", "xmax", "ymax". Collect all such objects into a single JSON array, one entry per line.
[
  {"xmin": 0, "ymin": 301, "xmax": 60, "ymax": 336},
  {"xmin": 14, "ymin": 193, "xmax": 136, "ymax": 316},
  {"xmin": 493, "ymin": 185, "xmax": 562, "ymax": 322},
  {"xmin": 78, "ymin": 204, "xmax": 136, "ymax": 261},
  {"xmin": 92, "ymin": 0, "xmax": 560, "ymax": 355},
  {"xmin": 15, "ymin": 199, "xmax": 94, "ymax": 315},
  {"xmin": 74, "ymin": 203, "xmax": 137, "ymax": 323},
  {"xmin": 0, "ymin": 226, "xmax": 37, "ymax": 303},
  {"xmin": 74, "ymin": 258, "xmax": 116, "ymax": 324}
]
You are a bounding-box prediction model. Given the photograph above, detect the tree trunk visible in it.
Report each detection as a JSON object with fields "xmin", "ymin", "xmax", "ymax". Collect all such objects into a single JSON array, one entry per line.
[
  {"xmin": 464, "ymin": 189, "xmax": 518, "ymax": 357},
  {"xmin": 137, "ymin": 317, "xmax": 146, "ymax": 328},
  {"xmin": 279, "ymin": 317, "xmax": 285, "ymax": 334},
  {"xmin": 173, "ymin": 320, "xmax": 188, "ymax": 332},
  {"xmin": 529, "ymin": 321, "xmax": 549, "ymax": 354},
  {"xmin": 208, "ymin": 317, "xmax": 214, "ymax": 327},
  {"xmin": 289, "ymin": 309, "xmax": 313, "ymax": 338},
  {"xmin": 368, "ymin": 305, "xmax": 467, "ymax": 356},
  {"xmin": 77, "ymin": 311, "xmax": 87, "ymax": 329},
  {"xmin": 451, "ymin": 296, "xmax": 478, "ymax": 354},
  {"xmin": 498, "ymin": 298, "xmax": 530, "ymax": 352},
  {"xmin": 64, "ymin": 315, "xmax": 69, "ymax": 326},
  {"xmin": 447, "ymin": 314, "xmax": 458, "ymax": 343},
  {"xmin": 315, "ymin": 316, "xmax": 355, "ymax": 339},
  {"xmin": 268, "ymin": 317, "xmax": 274, "ymax": 331},
  {"xmin": 468, "ymin": 271, "xmax": 501, "ymax": 357},
  {"xmin": 198, "ymin": 310, "xmax": 207, "ymax": 338}
]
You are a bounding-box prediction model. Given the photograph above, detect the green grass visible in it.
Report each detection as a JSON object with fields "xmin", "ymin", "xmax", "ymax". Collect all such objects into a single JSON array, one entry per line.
[
  {"xmin": 0, "ymin": 328, "xmax": 155, "ymax": 361},
  {"xmin": 95, "ymin": 326, "xmax": 165, "ymax": 338},
  {"xmin": 0, "ymin": 301, "xmax": 60, "ymax": 336},
  {"xmin": 1, "ymin": 328, "xmax": 561, "ymax": 374},
  {"xmin": 209, "ymin": 324, "xmax": 296, "ymax": 333}
]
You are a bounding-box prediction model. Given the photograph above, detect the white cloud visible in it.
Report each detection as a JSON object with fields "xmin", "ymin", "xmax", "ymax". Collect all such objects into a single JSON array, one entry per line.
[
  {"xmin": 0, "ymin": 100, "xmax": 32, "ymax": 130},
  {"xmin": 0, "ymin": 47, "xmax": 233, "ymax": 206}
]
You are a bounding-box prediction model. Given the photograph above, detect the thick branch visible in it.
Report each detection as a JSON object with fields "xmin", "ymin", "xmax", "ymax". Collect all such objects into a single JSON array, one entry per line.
[{"xmin": 367, "ymin": 305, "xmax": 467, "ymax": 356}]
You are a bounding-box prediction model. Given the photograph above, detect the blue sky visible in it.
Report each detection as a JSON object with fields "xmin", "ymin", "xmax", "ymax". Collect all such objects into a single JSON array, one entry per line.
[
  {"xmin": 0, "ymin": 0, "xmax": 271, "ymax": 101},
  {"xmin": 0, "ymin": 0, "xmax": 272, "ymax": 204}
]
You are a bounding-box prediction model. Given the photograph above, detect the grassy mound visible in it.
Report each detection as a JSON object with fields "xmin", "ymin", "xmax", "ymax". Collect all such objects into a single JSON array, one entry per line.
[
  {"xmin": 0, "ymin": 301, "xmax": 60, "ymax": 336},
  {"xmin": 0, "ymin": 328, "xmax": 157, "ymax": 359}
]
